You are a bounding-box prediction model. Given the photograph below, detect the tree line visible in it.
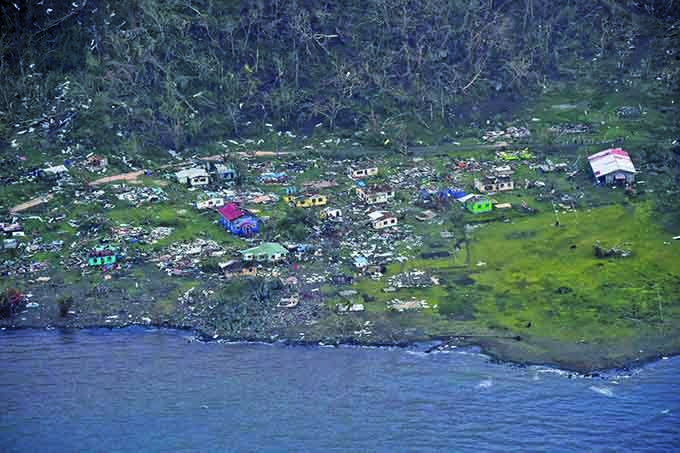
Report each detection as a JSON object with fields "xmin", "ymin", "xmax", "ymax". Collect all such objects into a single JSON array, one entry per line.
[{"xmin": 0, "ymin": 0, "xmax": 677, "ymax": 152}]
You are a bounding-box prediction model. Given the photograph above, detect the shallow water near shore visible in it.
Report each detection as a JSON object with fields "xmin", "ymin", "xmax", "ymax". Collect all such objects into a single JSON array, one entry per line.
[{"xmin": 1, "ymin": 328, "xmax": 679, "ymax": 452}]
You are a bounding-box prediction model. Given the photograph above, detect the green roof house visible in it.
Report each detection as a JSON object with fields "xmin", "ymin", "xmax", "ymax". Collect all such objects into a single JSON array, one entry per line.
[
  {"xmin": 88, "ymin": 245, "xmax": 118, "ymax": 267},
  {"xmin": 459, "ymin": 194, "xmax": 493, "ymax": 214},
  {"xmin": 239, "ymin": 242, "xmax": 289, "ymax": 263}
]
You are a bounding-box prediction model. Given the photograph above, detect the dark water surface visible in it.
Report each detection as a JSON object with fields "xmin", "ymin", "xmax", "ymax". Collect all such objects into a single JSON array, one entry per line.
[{"xmin": 1, "ymin": 328, "xmax": 678, "ymax": 452}]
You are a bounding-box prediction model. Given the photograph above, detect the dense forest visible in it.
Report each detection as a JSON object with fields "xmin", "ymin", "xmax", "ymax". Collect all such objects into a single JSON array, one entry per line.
[{"xmin": 1, "ymin": 0, "xmax": 678, "ymax": 152}]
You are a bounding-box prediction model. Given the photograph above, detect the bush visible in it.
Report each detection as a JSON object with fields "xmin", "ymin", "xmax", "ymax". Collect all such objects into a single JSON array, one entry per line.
[{"xmin": 57, "ymin": 295, "xmax": 74, "ymax": 317}]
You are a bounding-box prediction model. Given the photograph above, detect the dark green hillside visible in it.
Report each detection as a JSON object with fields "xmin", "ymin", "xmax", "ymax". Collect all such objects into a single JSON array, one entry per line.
[{"xmin": 1, "ymin": 0, "xmax": 678, "ymax": 153}]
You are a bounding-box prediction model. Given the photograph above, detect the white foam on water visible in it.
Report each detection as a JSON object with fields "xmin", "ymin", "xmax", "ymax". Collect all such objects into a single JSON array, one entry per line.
[
  {"xmin": 476, "ymin": 379, "xmax": 493, "ymax": 389},
  {"xmin": 535, "ymin": 367, "xmax": 571, "ymax": 377},
  {"xmin": 589, "ymin": 385, "xmax": 614, "ymax": 397}
]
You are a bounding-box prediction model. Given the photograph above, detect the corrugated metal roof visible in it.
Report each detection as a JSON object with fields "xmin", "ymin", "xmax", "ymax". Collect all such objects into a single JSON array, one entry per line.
[
  {"xmin": 217, "ymin": 203, "xmax": 244, "ymax": 221},
  {"xmin": 588, "ymin": 148, "xmax": 636, "ymax": 177},
  {"xmin": 175, "ymin": 167, "xmax": 208, "ymax": 179}
]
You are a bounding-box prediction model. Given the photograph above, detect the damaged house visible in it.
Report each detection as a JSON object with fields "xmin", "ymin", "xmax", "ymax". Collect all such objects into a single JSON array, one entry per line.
[
  {"xmin": 357, "ymin": 185, "xmax": 395, "ymax": 205},
  {"xmin": 474, "ymin": 167, "xmax": 514, "ymax": 193},
  {"xmin": 41, "ymin": 164, "xmax": 69, "ymax": 181},
  {"xmin": 175, "ymin": 168, "xmax": 210, "ymax": 187},
  {"xmin": 259, "ymin": 172, "xmax": 287, "ymax": 184},
  {"xmin": 348, "ymin": 166, "xmax": 379, "ymax": 179},
  {"xmin": 218, "ymin": 203, "xmax": 260, "ymax": 237},
  {"xmin": 219, "ymin": 259, "xmax": 258, "ymax": 278},
  {"xmin": 588, "ymin": 148, "xmax": 636, "ymax": 185},
  {"xmin": 320, "ymin": 207, "xmax": 342, "ymax": 221},
  {"xmin": 195, "ymin": 197, "xmax": 225, "ymax": 210},
  {"xmin": 211, "ymin": 163, "xmax": 238, "ymax": 182},
  {"xmin": 368, "ymin": 211, "xmax": 398, "ymax": 229},
  {"xmin": 85, "ymin": 155, "xmax": 108, "ymax": 171}
]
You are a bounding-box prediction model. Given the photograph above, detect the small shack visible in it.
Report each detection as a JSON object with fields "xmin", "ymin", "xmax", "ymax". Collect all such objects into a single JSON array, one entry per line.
[
  {"xmin": 240, "ymin": 242, "xmax": 289, "ymax": 263},
  {"xmin": 588, "ymin": 148, "xmax": 636, "ymax": 185}
]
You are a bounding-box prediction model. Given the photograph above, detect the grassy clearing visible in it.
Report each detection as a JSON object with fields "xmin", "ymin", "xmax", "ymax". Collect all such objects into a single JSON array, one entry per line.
[
  {"xmin": 347, "ymin": 200, "xmax": 680, "ymax": 346},
  {"xmin": 467, "ymin": 201, "xmax": 680, "ymax": 341}
]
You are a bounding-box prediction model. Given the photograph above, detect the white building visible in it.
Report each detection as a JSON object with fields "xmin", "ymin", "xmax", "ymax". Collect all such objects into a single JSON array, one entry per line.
[
  {"xmin": 368, "ymin": 211, "xmax": 398, "ymax": 229},
  {"xmin": 175, "ymin": 168, "xmax": 209, "ymax": 187},
  {"xmin": 348, "ymin": 166, "xmax": 379, "ymax": 179},
  {"xmin": 357, "ymin": 186, "xmax": 395, "ymax": 205},
  {"xmin": 195, "ymin": 197, "xmax": 225, "ymax": 210},
  {"xmin": 588, "ymin": 148, "xmax": 636, "ymax": 185},
  {"xmin": 321, "ymin": 207, "xmax": 343, "ymax": 221}
]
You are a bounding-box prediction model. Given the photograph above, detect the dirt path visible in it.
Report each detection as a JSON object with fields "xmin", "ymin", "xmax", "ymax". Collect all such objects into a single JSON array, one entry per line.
[
  {"xmin": 10, "ymin": 194, "xmax": 54, "ymax": 214},
  {"xmin": 89, "ymin": 170, "xmax": 145, "ymax": 186}
]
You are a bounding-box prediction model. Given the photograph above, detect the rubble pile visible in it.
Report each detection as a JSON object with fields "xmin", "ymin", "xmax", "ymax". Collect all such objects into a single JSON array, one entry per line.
[
  {"xmin": 482, "ymin": 127, "xmax": 531, "ymax": 142},
  {"xmin": 386, "ymin": 298, "xmax": 429, "ymax": 312},
  {"xmin": 155, "ymin": 239, "xmax": 225, "ymax": 276},
  {"xmin": 114, "ymin": 185, "xmax": 168, "ymax": 204}
]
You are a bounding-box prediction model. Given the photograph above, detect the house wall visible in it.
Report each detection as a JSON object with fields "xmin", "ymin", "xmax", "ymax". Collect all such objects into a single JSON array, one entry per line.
[
  {"xmin": 322, "ymin": 209, "xmax": 342, "ymax": 219},
  {"xmin": 359, "ymin": 190, "xmax": 394, "ymax": 204},
  {"xmin": 196, "ymin": 198, "xmax": 225, "ymax": 209},
  {"xmin": 350, "ymin": 168, "xmax": 378, "ymax": 178},
  {"xmin": 602, "ymin": 172, "xmax": 635, "ymax": 185},
  {"xmin": 373, "ymin": 217, "xmax": 397, "ymax": 229},
  {"xmin": 475, "ymin": 179, "xmax": 513, "ymax": 192},
  {"xmin": 467, "ymin": 201, "xmax": 492, "ymax": 213},
  {"xmin": 296, "ymin": 196, "xmax": 327, "ymax": 207},
  {"xmin": 190, "ymin": 176, "xmax": 210, "ymax": 186}
]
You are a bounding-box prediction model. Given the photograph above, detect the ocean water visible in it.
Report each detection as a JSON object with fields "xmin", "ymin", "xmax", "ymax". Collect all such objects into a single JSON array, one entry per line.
[{"xmin": 0, "ymin": 328, "xmax": 678, "ymax": 452}]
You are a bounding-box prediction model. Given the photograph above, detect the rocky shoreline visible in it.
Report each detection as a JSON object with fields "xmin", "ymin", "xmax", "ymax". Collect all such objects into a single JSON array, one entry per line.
[{"xmin": 2, "ymin": 313, "xmax": 678, "ymax": 375}]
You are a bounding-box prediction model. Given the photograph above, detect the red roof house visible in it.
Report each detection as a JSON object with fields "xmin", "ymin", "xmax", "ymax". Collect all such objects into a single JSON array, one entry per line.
[
  {"xmin": 588, "ymin": 148, "xmax": 636, "ymax": 185},
  {"xmin": 218, "ymin": 203, "xmax": 245, "ymax": 222}
]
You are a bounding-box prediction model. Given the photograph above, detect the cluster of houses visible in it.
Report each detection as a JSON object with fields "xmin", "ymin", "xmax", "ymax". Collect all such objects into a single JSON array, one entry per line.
[{"xmin": 173, "ymin": 147, "xmax": 637, "ymax": 279}]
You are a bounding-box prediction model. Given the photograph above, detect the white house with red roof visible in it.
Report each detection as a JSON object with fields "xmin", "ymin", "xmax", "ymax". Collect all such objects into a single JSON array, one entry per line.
[{"xmin": 588, "ymin": 148, "xmax": 636, "ymax": 185}]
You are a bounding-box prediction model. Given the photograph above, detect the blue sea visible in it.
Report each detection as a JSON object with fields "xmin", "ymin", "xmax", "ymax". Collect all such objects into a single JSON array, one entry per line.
[{"xmin": 1, "ymin": 328, "xmax": 678, "ymax": 452}]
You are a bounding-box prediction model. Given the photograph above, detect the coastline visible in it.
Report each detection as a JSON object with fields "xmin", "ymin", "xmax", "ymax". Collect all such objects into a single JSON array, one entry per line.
[{"xmin": 2, "ymin": 318, "xmax": 677, "ymax": 375}]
